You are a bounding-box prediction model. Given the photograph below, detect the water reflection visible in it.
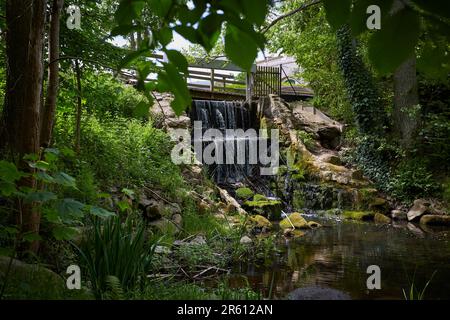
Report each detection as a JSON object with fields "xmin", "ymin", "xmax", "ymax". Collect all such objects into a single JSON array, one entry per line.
[{"xmin": 232, "ymin": 217, "xmax": 450, "ymax": 299}]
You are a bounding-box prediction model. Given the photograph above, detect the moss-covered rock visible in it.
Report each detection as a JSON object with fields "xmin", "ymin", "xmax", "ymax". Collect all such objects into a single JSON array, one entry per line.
[
  {"xmin": 249, "ymin": 215, "xmax": 272, "ymax": 229},
  {"xmin": 307, "ymin": 221, "xmax": 322, "ymax": 228},
  {"xmin": 243, "ymin": 195, "xmax": 282, "ymax": 220},
  {"xmin": 280, "ymin": 212, "xmax": 309, "ymax": 229},
  {"xmin": 369, "ymin": 197, "xmax": 389, "ymax": 213},
  {"xmin": 235, "ymin": 187, "xmax": 254, "ymax": 200},
  {"xmin": 419, "ymin": 215, "xmax": 450, "ymax": 226},
  {"xmin": 374, "ymin": 212, "xmax": 391, "ymax": 224},
  {"xmin": 342, "ymin": 210, "xmax": 374, "ymax": 221},
  {"xmin": 283, "ymin": 229, "xmax": 306, "ymax": 238}
]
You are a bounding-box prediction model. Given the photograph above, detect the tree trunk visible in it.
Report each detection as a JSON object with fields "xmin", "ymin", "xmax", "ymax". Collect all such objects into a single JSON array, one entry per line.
[
  {"xmin": 74, "ymin": 59, "xmax": 82, "ymax": 154},
  {"xmin": 391, "ymin": 0, "xmax": 420, "ymax": 147},
  {"xmin": 2, "ymin": 0, "xmax": 47, "ymax": 253},
  {"xmin": 393, "ymin": 56, "xmax": 420, "ymax": 146},
  {"xmin": 40, "ymin": 0, "xmax": 64, "ymax": 148}
]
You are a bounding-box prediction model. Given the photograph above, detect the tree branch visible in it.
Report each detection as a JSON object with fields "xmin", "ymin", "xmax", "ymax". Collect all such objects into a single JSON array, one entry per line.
[{"xmin": 261, "ymin": 0, "xmax": 322, "ymax": 34}]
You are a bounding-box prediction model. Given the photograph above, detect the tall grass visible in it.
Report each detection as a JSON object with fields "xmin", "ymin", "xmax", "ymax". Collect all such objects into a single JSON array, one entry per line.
[
  {"xmin": 402, "ymin": 270, "xmax": 437, "ymax": 300},
  {"xmin": 73, "ymin": 216, "xmax": 159, "ymax": 299}
]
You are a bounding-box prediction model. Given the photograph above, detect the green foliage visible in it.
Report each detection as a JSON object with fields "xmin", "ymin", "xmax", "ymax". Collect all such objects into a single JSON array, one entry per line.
[
  {"xmin": 297, "ymin": 130, "xmax": 315, "ymax": 150},
  {"xmin": 336, "ymin": 25, "xmax": 387, "ymax": 135},
  {"xmin": 388, "ymin": 160, "xmax": 438, "ymax": 202},
  {"xmin": 403, "ymin": 270, "xmax": 437, "ymax": 300},
  {"xmin": 175, "ymin": 243, "xmax": 226, "ymax": 271},
  {"xmin": 74, "ymin": 216, "xmax": 158, "ymax": 299},
  {"xmin": 112, "ymin": 0, "xmax": 269, "ymax": 115}
]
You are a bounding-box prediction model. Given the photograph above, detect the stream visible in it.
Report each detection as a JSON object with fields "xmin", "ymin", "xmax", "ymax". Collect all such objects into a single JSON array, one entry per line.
[{"xmin": 230, "ymin": 215, "xmax": 450, "ymax": 300}]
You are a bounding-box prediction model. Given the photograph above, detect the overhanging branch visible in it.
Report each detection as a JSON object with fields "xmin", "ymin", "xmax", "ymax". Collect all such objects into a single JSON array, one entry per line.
[{"xmin": 262, "ymin": 0, "xmax": 322, "ymax": 34}]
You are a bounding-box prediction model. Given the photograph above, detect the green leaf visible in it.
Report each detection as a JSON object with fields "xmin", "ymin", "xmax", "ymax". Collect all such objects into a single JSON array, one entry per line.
[
  {"xmin": 368, "ymin": 7, "xmax": 421, "ymax": 74},
  {"xmin": 52, "ymin": 226, "xmax": 79, "ymax": 240},
  {"xmin": 24, "ymin": 191, "xmax": 57, "ymax": 203},
  {"xmin": 29, "ymin": 160, "xmax": 50, "ymax": 171},
  {"xmin": 121, "ymin": 188, "xmax": 135, "ymax": 197},
  {"xmin": 148, "ymin": 0, "xmax": 173, "ymax": 18},
  {"xmin": 165, "ymin": 49, "xmax": 189, "ymax": 74},
  {"xmin": 115, "ymin": 0, "xmax": 145, "ymax": 25},
  {"xmin": 241, "ymin": 0, "xmax": 269, "ymax": 26},
  {"xmin": 0, "ymin": 160, "xmax": 26, "ymax": 183},
  {"xmin": 23, "ymin": 232, "xmax": 42, "ymax": 242},
  {"xmin": 350, "ymin": 0, "xmax": 393, "ymax": 37},
  {"xmin": 198, "ymin": 13, "xmax": 223, "ymax": 52},
  {"xmin": 133, "ymin": 101, "xmax": 150, "ymax": 118},
  {"xmin": 158, "ymin": 63, "xmax": 192, "ymax": 115},
  {"xmin": 43, "ymin": 208, "xmax": 60, "ymax": 223},
  {"xmin": 0, "ymin": 181, "xmax": 17, "ymax": 197},
  {"xmin": 57, "ymin": 198, "xmax": 86, "ymax": 220},
  {"xmin": 323, "ymin": 0, "xmax": 352, "ymax": 30},
  {"xmin": 35, "ymin": 171, "xmax": 55, "ymax": 184},
  {"xmin": 117, "ymin": 200, "xmax": 131, "ymax": 212},
  {"xmin": 158, "ymin": 27, "xmax": 173, "ymax": 47},
  {"xmin": 224, "ymin": 24, "xmax": 258, "ymax": 71},
  {"xmin": 53, "ymin": 172, "xmax": 77, "ymax": 188},
  {"xmin": 90, "ymin": 206, "xmax": 116, "ymax": 218},
  {"xmin": 174, "ymin": 25, "xmax": 201, "ymax": 44}
]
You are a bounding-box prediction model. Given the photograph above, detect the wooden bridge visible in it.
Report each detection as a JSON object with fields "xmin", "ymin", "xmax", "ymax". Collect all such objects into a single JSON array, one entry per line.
[{"xmin": 120, "ymin": 55, "xmax": 313, "ymax": 101}]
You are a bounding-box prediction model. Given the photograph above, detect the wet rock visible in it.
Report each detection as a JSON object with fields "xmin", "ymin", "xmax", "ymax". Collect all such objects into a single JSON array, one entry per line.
[
  {"xmin": 391, "ymin": 210, "xmax": 407, "ymax": 220},
  {"xmin": 342, "ymin": 210, "xmax": 374, "ymax": 221},
  {"xmin": 420, "ymin": 215, "xmax": 450, "ymax": 226},
  {"xmin": 374, "ymin": 212, "xmax": 391, "ymax": 224},
  {"xmin": 145, "ymin": 203, "xmax": 163, "ymax": 221},
  {"xmin": 149, "ymin": 219, "xmax": 179, "ymax": 236},
  {"xmin": 280, "ymin": 212, "xmax": 309, "ymax": 229},
  {"xmin": 249, "ymin": 215, "xmax": 272, "ymax": 230},
  {"xmin": 407, "ymin": 222, "xmax": 425, "ymax": 238},
  {"xmin": 317, "ymin": 126, "xmax": 341, "ymax": 149},
  {"xmin": 369, "ymin": 198, "xmax": 389, "ymax": 213},
  {"xmin": 307, "ymin": 221, "xmax": 322, "ymax": 228},
  {"xmin": 239, "ymin": 236, "xmax": 253, "ymax": 245},
  {"xmin": 407, "ymin": 199, "xmax": 431, "ymax": 221},
  {"xmin": 283, "ymin": 229, "xmax": 305, "ymax": 238},
  {"xmin": 287, "ymin": 286, "xmax": 351, "ymax": 300},
  {"xmin": 243, "ymin": 194, "xmax": 282, "ymax": 220}
]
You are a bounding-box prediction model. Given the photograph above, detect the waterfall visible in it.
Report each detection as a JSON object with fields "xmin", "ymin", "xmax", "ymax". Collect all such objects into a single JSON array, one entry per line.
[{"xmin": 190, "ymin": 100, "xmax": 256, "ymax": 184}]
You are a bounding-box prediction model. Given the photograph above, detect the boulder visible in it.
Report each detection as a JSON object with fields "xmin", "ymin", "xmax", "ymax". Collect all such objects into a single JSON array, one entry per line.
[
  {"xmin": 280, "ymin": 212, "xmax": 309, "ymax": 229},
  {"xmin": 317, "ymin": 126, "xmax": 341, "ymax": 149},
  {"xmin": 249, "ymin": 215, "xmax": 272, "ymax": 230},
  {"xmin": 351, "ymin": 169, "xmax": 364, "ymax": 180},
  {"xmin": 235, "ymin": 187, "xmax": 255, "ymax": 200},
  {"xmin": 419, "ymin": 215, "xmax": 450, "ymax": 226},
  {"xmin": 239, "ymin": 236, "xmax": 253, "ymax": 245},
  {"xmin": 321, "ymin": 154, "xmax": 342, "ymax": 166},
  {"xmin": 145, "ymin": 203, "xmax": 163, "ymax": 221},
  {"xmin": 189, "ymin": 235, "xmax": 207, "ymax": 246},
  {"xmin": 407, "ymin": 199, "xmax": 431, "ymax": 221},
  {"xmin": 0, "ymin": 256, "xmax": 66, "ymax": 299},
  {"xmin": 283, "ymin": 229, "xmax": 305, "ymax": 238},
  {"xmin": 391, "ymin": 210, "xmax": 407, "ymax": 221},
  {"xmin": 374, "ymin": 212, "xmax": 391, "ymax": 224},
  {"xmin": 149, "ymin": 218, "xmax": 179, "ymax": 236},
  {"xmin": 172, "ymin": 213, "xmax": 183, "ymax": 227},
  {"xmin": 369, "ymin": 198, "xmax": 389, "ymax": 213},
  {"xmin": 342, "ymin": 210, "xmax": 374, "ymax": 221},
  {"xmin": 307, "ymin": 221, "xmax": 322, "ymax": 228}
]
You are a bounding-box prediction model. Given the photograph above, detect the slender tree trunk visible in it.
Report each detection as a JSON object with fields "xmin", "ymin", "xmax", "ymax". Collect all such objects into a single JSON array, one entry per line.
[
  {"xmin": 2, "ymin": 0, "xmax": 47, "ymax": 253},
  {"xmin": 393, "ymin": 56, "xmax": 420, "ymax": 146},
  {"xmin": 74, "ymin": 59, "xmax": 82, "ymax": 154},
  {"xmin": 40, "ymin": 0, "xmax": 64, "ymax": 148}
]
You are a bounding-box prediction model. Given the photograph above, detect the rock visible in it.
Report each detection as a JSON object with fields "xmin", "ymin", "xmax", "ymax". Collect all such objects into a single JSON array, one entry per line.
[
  {"xmin": 307, "ymin": 220, "xmax": 322, "ymax": 228},
  {"xmin": 145, "ymin": 203, "xmax": 163, "ymax": 221},
  {"xmin": 243, "ymin": 195, "xmax": 282, "ymax": 220},
  {"xmin": 235, "ymin": 187, "xmax": 254, "ymax": 200},
  {"xmin": 239, "ymin": 236, "xmax": 253, "ymax": 244},
  {"xmin": 342, "ymin": 210, "xmax": 374, "ymax": 221},
  {"xmin": 189, "ymin": 235, "xmax": 207, "ymax": 246},
  {"xmin": 407, "ymin": 222, "xmax": 425, "ymax": 238},
  {"xmin": 197, "ymin": 200, "xmax": 211, "ymax": 215},
  {"xmin": 249, "ymin": 215, "xmax": 272, "ymax": 230},
  {"xmin": 351, "ymin": 169, "xmax": 364, "ymax": 180},
  {"xmin": 149, "ymin": 219, "xmax": 179, "ymax": 236},
  {"xmin": 287, "ymin": 286, "xmax": 351, "ymax": 300},
  {"xmin": 283, "ymin": 229, "xmax": 305, "ymax": 238},
  {"xmin": 0, "ymin": 256, "xmax": 66, "ymax": 299},
  {"xmin": 321, "ymin": 154, "xmax": 342, "ymax": 166},
  {"xmin": 407, "ymin": 199, "xmax": 431, "ymax": 221},
  {"xmin": 280, "ymin": 212, "xmax": 309, "ymax": 229},
  {"xmin": 419, "ymin": 215, "xmax": 450, "ymax": 226},
  {"xmin": 374, "ymin": 212, "xmax": 391, "ymax": 224},
  {"xmin": 154, "ymin": 246, "xmax": 172, "ymax": 254},
  {"xmin": 172, "ymin": 213, "xmax": 182, "ymax": 227},
  {"xmin": 167, "ymin": 203, "xmax": 182, "ymax": 216},
  {"xmin": 317, "ymin": 126, "xmax": 341, "ymax": 149},
  {"xmin": 391, "ymin": 210, "xmax": 407, "ymax": 220},
  {"xmin": 369, "ymin": 198, "xmax": 389, "ymax": 213}
]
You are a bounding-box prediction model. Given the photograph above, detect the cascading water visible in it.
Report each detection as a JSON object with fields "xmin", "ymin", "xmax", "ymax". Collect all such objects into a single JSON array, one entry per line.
[{"xmin": 190, "ymin": 100, "xmax": 258, "ymax": 184}]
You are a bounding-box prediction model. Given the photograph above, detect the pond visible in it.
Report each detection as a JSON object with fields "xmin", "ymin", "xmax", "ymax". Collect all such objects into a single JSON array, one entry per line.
[{"xmin": 231, "ymin": 216, "xmax": 450, "ymax": 300}]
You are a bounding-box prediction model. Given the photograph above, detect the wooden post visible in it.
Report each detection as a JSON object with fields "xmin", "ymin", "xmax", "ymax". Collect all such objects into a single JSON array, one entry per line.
[
  {"xmin": 246, "ymin": 71, "xmax": 253, "ymax": 101},
  {"xmin": 210, "ymin": 68, "xmax": 215, "ymax": 92},
  {"xmin": 222, "ymin": 75, "xmax": 226, "ymax": 89}
]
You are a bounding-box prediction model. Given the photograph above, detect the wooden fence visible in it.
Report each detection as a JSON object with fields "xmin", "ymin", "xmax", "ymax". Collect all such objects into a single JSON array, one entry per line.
[{"xmin": 253, "ymin": 66, "xmax": 281, "ymax": 97}]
